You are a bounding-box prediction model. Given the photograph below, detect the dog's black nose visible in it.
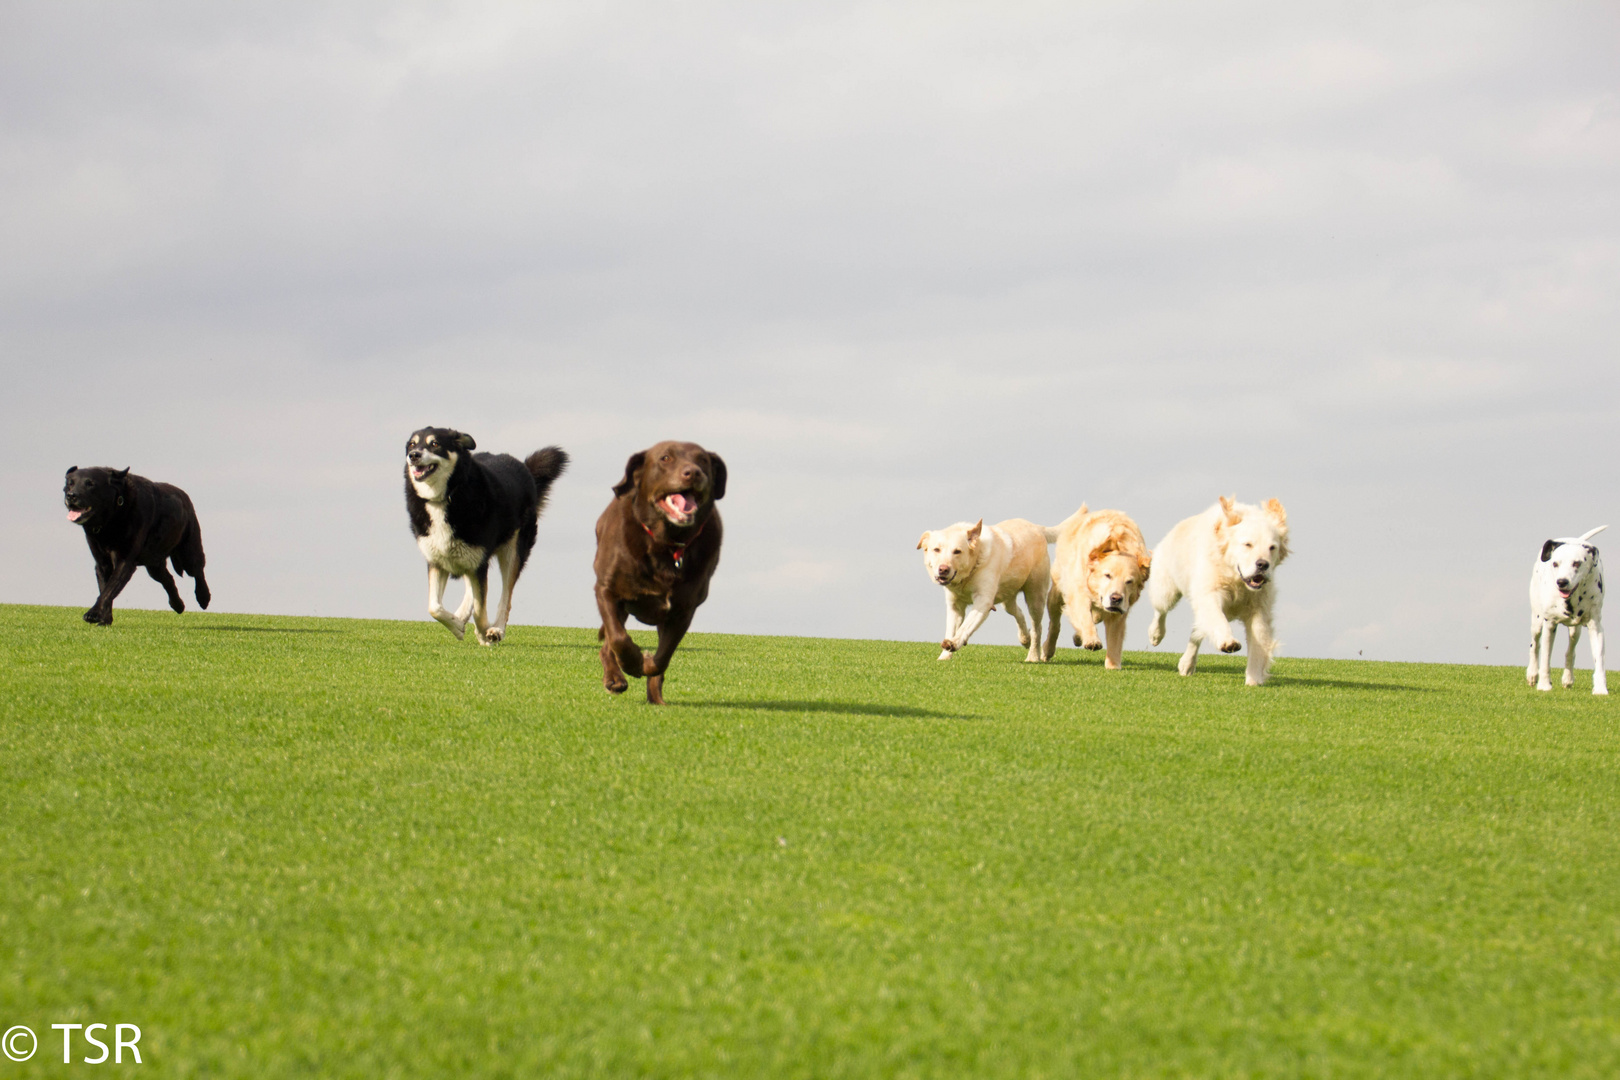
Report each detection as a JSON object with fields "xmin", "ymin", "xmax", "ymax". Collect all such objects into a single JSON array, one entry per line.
[
  {"xmin": 1557, "ymin": 578, "xmax": 1570, "ymax": 590},
  {"xmin": 1255, "ymin": 559, "xmax": 1270, "ymax": 572}
]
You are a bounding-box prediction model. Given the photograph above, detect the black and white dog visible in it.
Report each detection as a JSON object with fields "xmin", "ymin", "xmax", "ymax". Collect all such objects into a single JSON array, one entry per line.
[
  {"xmin": 1528, "ymin": 525, "xmax": 1607, "ymax": 695},
  {"xmin": 404, "ymin": 427, "xmax": 568, "ymax": 644}
]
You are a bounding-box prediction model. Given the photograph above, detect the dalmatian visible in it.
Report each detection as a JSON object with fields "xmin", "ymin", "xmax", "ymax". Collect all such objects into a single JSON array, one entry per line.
[{"xmin": 1527, "ymin": 525, "xmax": 1608, "ymax": 695}]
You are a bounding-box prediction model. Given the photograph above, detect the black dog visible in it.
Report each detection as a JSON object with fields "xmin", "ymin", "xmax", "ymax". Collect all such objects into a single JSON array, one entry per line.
[
  {"xmin": 593, "ymin": 440, "xmax": 725, "ymax": 704},
  {"xmin": 405, "ymin": 427, "xmax": 568, "ymax": 643},
  {"xmin": 64, "ymin": 466, "xmax": 210, "ymax": 626}
]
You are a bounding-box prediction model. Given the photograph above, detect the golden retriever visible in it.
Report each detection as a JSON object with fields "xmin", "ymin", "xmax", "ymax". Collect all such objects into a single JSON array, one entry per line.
[
  {"xmin": 1041, "ymin": 504, "xmax": 1152, "ymax": 669},
  {"xmin": 1147, "ymin": 496, "xmax": 1289, "ymax": 685}
]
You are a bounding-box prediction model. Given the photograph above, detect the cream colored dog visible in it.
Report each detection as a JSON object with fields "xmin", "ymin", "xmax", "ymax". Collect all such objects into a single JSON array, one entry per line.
[
  {"xmin": 1147, "ymin": 496, "xmax": 1290, "ymax": 685},
  {"xmin": 1041, "ymin": 505, "xmax": 1153, "ymax": 669},
  {"xmin": 918, "ymin": 518, "xmax": 1051, "ymax": 662}
]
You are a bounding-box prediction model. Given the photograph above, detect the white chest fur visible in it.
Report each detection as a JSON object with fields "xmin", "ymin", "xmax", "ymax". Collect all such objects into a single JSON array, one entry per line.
[{"xmin": 417, "ymin": 501, "xmax": 486, "ymax": 575}]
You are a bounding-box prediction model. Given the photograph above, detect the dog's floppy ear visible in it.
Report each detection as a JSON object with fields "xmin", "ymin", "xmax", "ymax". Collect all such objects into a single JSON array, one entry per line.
[
  {"xmin": 1541, "ymin": 540, "xmax": 1558, "ymax": 562},
  {"xmin": 706, "ymin": 452, "xmax": 727, "ymax": 500},
  {"xmin": 1139, "ymin": 549, "xmax": 1153, "ymax": 581},
  {"xmin": 453, "ymin": 431, "xmax": 476, "ymax": 451},
  {"xmin": 917, "ymin": 531, "xmax": 930, "ymax": 550},
  {"xmin": 613, "ymin": 451, "xmax": 646, "ymax": 497},
  {"xmin": 66, "ymin": 465, "xmax": 77, "ymax": 477}
]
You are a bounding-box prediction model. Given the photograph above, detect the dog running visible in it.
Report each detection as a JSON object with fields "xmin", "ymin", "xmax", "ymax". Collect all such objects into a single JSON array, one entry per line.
[
  {"xmin": 1042, "ymin": 505, "xmax": 1153, "ymax": 669},
  {"xmin": 64, "ymin": 465, "xmax": 210, "ymax": 626},
  {"xmin": 404, "ymin": 427, "xmax": 568, "ymax": 644},
  {"xmin": 1147, "ymin": 496, "xmax": 1290, "ymax": 686},
  {"xmin": 593, "ymin": 440, "xmax": 726, "ymax": 705},
  {"xmin": 1527, "ymin": 525, "xmax": 1607, "ymax": 695}
]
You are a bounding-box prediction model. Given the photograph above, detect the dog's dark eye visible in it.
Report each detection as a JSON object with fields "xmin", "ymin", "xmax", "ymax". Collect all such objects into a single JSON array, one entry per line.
[{"xmin": 952, "ymin": 549, "xmax": 961, "ymax": 555}]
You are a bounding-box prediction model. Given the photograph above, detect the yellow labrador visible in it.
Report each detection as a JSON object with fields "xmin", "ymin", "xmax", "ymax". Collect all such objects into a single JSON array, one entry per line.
[{"xmin": 918, "ymin": 518, "xmax": 1051, "ymax": 662}]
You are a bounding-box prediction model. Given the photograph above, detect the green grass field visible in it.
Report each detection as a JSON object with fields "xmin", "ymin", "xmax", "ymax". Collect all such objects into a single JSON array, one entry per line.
[{"xmin": 2, "ymin": 603, "xmax": 1617, "ymax": 1078}]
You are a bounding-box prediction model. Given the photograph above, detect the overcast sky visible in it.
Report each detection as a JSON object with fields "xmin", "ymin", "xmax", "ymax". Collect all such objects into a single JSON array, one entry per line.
[{"xmin": 4, "ymin": 2, "xmax": 1618, "ymax": 665}]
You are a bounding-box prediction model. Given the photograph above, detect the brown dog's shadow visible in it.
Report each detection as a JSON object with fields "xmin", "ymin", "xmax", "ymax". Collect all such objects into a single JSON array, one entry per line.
[
  {"xmin": 682, "ymin": 699, "xmax": 979, "ymax": 720},
  {"xmin": 184, "ymin": 625, "xmax": 341, "ymax": 634}
]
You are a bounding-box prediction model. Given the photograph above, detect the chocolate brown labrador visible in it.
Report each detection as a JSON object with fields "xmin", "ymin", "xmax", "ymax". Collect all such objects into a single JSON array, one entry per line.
[{"xmin": 593, "ymin": 441, "xmax": 726, "ymax": 704}]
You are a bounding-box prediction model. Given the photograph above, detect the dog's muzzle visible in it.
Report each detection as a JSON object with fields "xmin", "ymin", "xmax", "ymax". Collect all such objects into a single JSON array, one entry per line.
[
  {"xmin": 935, "ymin": 569, "xmax": 955, "ymax": 585},
  {"xmin": 1244, "ymin": 573, "xmax": 1268, "ymax": 590}
]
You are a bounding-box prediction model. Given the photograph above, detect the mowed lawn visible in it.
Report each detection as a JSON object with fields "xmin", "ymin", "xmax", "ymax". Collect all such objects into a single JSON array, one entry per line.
[{"xmin": 2, "ymin": 604, "xmax": 1618, "ymax": 1078}]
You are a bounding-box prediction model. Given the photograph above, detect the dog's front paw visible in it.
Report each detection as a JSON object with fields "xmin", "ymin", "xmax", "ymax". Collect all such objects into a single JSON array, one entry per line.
[
  {"xmin": 940, "ymin": 639, "xmax": 958, "ymax": 653},
  {"xmin": 84, "ymin": 607, "xmax": 111, "ymax": 626},
  {"xmin": 937, "ymin": 648, "xmax": 954, "ymax": 661},
  {"xmin": 1083, "ymin": 639, "xmax": 1103, "ymax": 652},
  {"xmin": 169, "ymin": 598, "xmax": 185, "ymax": 614},
  {"xmin": 1536, "ymin": 680, "xmax": 1553, "ymax": 691},
  {"xmin": 1562, "ymin": 672, "xmax": 1575, "ymax": 689},
  {"xmin": 483, "ymin": 626, "xmax": 504, "ymax": 645},
  {"xmin": 1219, "ymin": 640, "xmax": 1242, "ymax": 654},
  {"xmin": 1017, "ymin": 630, "xmax": 1031, "ymax": 648},
  {"xmin": 605, "ymin": 676, "xmax": 628, "ymax": 694},
  {"xmin": 1594, "ymin": 686, "xmax": 1609, "ymax": 696},
  {"xmin": 1177, "ymin": 654, "xmax": 1197, "ymax": 676}
]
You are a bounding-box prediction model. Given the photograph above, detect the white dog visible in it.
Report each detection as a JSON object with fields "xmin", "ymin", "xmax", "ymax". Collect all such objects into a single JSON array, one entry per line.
[
  {"xmin": 917, "ymin": 518, "xmax": 1051, "ymax": 662},
  {"xmin": 1527, "ymin": 526, "xmax": 1607, "ymax": 695},
  {"xmin": 1147, "ymin": 496, "xmax": 1290, "ymax": 686}
]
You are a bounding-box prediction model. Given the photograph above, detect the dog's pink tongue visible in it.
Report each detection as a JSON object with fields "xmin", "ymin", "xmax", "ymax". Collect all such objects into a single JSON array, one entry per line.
[
  {"xmin": 67, "ymin": 509, "xmax": 83, "ymax": 522},
  {"xmin": 667, "ymin": 493, "xmax": 693, "ymax": 514}
]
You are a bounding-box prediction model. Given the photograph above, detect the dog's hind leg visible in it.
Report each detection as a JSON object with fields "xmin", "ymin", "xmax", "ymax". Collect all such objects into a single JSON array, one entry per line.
[
  {"xmin": 1526, "ymin": 615, "xmax": 1542, "ymax": 687},
  {"xmin": 1563, "ymin": 624, "xmax": 1582, "ymax": 689},
  {"xmin": 1005, "ymin": 594, "xmax": 1033, "ymax": 653},
  {"xmin": 1146, "ymin": 574, "xmax": 1180, "ymax": 647},
  {"xmin": 427, "ymin": 565, "xmax": 467, "ymax": 640},
  {"xmin": 1590, "ymin": 617, "xmax": 1608, "ymax": 695},
  {"xmin": 1042, "ymin": 588, "xmax": 1063, "ymax": 660},
  {"xmin": 147, "ymin": 562, "xmax": 184, "ymax": 614},
  {"xmin": 468, "ymin": 563, "xmax": 493, "ymax": 644},
  {"xmin": 483, "ymin": 537, "xmax": 520, "ymax": 644},
  {"xmin": 173, "ymin": 519, "xmax": 209, "ymax": 608}
]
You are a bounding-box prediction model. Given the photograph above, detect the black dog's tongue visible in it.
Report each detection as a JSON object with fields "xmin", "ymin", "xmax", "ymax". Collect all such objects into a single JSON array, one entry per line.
[{"xmin": 67, "ymin": 508, "xmax": 84, "ymax": 522}]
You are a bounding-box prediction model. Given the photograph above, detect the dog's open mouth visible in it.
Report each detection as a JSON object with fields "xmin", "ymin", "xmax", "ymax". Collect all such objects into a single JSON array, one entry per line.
[
  {"xmin": 66, "ymin": 506, "xmax": 89, "ymax": 523},
  {"xmin": 1244, "ymin": 573, "xmax": 1268, "ymax": 590},
  {"xmin": 658, "ymin": 491, "xmax": 701, "ymax": 526},
  {"xmin": 1558, "ymin": 587, "xmax": 1574, "ymax": 599},
  {"xmin": 410, "ymin": 463, "xmax": 438, "ymax": 482},
  {"xmin": 935, "ymin": 570, "xmax": 955, "ymax": 584}
]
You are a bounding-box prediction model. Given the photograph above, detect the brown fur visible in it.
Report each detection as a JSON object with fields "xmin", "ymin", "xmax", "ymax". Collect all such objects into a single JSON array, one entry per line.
[{"xmin": 592, "ymin": 441, "xmax": 726, "ymax": 705}]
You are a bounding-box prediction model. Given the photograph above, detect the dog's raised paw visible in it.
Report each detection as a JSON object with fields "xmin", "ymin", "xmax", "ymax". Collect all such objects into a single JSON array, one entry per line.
[
  {"xmin": 1083, "ymin": 640, "xmax": 1103, "ymax": 651},
  {"xmin": 605, "ymin": 676, "xmax": 629, "ymax": 694},
  {"xmin": 1220, "ymin": 640, "xmax": 1242, "ymax": 653}
]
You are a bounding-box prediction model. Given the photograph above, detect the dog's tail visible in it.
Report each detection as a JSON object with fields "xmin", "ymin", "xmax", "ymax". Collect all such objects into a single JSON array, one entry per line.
[
  {"xmin": 1580, "ymin": 525, "xmax": 1609, "ymax": 542},
  {"xmin": 525, "ymin": 446, "xmax": 570, "ymax": 513},
  {"xmin": 1043, "ymin": 503, "xmax": 1089, "ymax": 544}
]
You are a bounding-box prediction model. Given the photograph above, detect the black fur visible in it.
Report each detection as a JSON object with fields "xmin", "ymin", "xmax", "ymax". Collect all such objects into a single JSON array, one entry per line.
[
  {"xmin": 64, "ymin": 465, "xmax": 210, "ymax": 625},
  {"xmin": 403, "ymin": 426, "xmax": 568, "ymax": 621},
  {"xmin": 1541, "ymin": 539, "xmax": 1557, "ymax": 562}
]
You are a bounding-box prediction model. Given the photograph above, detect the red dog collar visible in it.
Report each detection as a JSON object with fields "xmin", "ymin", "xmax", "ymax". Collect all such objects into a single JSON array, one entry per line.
[{"xmin": 642, "ymin": 519, "xmax": 705, "ymax": 568}]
